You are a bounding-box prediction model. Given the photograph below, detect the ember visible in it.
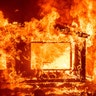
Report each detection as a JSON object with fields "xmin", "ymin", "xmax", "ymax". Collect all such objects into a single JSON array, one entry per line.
[{"xmin": 0, "ymin": 0, "xmax": 96, "ymax": 96}]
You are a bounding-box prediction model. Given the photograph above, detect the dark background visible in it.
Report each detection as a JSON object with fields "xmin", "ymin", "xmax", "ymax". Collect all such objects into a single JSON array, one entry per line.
[
  {"xmin": 0, "ymin": 0, "xmax": 40, "ymax": 23},
  {"xmin": 0, "ymin": 0, "xmax": 73, "ymax": 24}
]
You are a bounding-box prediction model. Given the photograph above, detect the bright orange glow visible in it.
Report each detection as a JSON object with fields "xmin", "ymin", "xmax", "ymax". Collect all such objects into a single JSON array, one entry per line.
[
  {"xmin": 0, "ymin": 11, "xmax": 8, "ymax": 26},
  {"xmin": 1, "ymin": 0, "xmax": 96, "ymax": 93},
  {"xmin": 0, "ymin": 49, "xmax": 6, "ymax": 69},
  {"xmin": 31, "ymin": 42, "xmax": 71, "ymax": 69}
]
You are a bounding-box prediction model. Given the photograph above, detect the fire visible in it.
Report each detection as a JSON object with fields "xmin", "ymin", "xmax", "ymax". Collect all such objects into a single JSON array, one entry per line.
[
  {"xmin": 70, "ymin": 0, "xmax": 96, "ymax": 80},
  {"xmin": 0, "ymin": 0, "xmax": 96, "ymax": 95},
  {"xmin": 0, "ymin": 11, "xmax": 8, "ymax": 26},
  {"xmin": 31, "ymin": 42, "xmax": 71, "ymax": 69},
  {"xmin": 0, "ymin": 49, "xmax": 6, "ymax": 69}
]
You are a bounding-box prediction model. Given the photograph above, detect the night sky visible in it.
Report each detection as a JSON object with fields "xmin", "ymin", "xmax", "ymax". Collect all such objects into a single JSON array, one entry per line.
[{"xmin": 0, "ymin": 0, "xmax": 40, "ymax": 23}]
